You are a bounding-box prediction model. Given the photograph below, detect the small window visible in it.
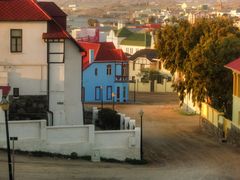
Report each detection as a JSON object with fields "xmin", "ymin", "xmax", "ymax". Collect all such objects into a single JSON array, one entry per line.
[
  {"xmin": 13, "ymin": 88, "xmax": 19, "ymax": 98},
  {"xmin": 11, "ymin": 29, "xmax": 22, "ymax": 52},
  {"xmin": 95, "ymin": 86, "xmax": 101, "ymax": 100},
  {"xmin": 130, "ymin": 48, "xmax": 133, "ymax": 54},
  {"xmin": 126, "ymin": 48, "xmax": 129, "ymax": 53},
  {"xmin": 106, "ymin": 86, "xmax": 112, "ymax": 100},
  {"xmin": 133, "ymin": 62, "xmax": 135, "ymax": 71},
  {"xmin": 107, "ymin": 64, "xmax": 112, "ymax": 75},
  {"xmin": 95, "ymin": 68, "xmax": 98, "ymax": 76},
  {"xmin": 140, "ymin": 64, "xmax": 145, "ymax": 70}
]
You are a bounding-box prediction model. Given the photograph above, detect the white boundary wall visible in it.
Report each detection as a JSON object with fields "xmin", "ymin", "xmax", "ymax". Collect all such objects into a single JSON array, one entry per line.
[{"xmin": 0, "ymin": 119, "xmax": 140, "ymax": 161}]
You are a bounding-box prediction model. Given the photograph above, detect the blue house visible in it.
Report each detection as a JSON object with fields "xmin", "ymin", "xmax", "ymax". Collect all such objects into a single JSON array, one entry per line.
[{"xmin": 79, "ymin": 42, "xmax": 129, "ymax": 103}]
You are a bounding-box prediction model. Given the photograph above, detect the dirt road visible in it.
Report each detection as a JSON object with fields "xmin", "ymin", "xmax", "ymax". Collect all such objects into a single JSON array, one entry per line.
[{"xmin": 1, "ymin": 93, "xmax": 240, "ymax": 179}]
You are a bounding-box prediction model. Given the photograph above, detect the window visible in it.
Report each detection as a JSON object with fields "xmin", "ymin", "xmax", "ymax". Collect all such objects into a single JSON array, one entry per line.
[
  {"xmin": 11, "ymin": 29, "xmax": 22, "ymax": 52},
  {"xmin": 133, "ymin": 62, "xmax": 135, "ymax": 71},
  {"xmin": 122, "ymin": 64, "xmax": 127, "ymax": 76},
  {"xmin": 107, "ymin": 64, "xmax": 112, "ymax": 75},
  {"xmin": 117, "ymin": 87, "xmax": 120, "ymax": 100},
  {"xmin": 95, "ymin": 86, "xmax": 101, "ymax": 100},
  {"xmin": 140, "ymin": 64, "xmax": 145, "ymax": 70},
  {"xmin": 132, "ymin": 76, "xmax": 135, "ymax": 81},
  {"xmin": 126, "ymin": 48, "xmax": 129, "ymax": 53},
  {"xmin": 106, "ymin": 86, "xmax": 112, "ymax": 100},
  {"xmin": 130, "ymin": 48, "xmax": 133, "ymax": 54},
  {"xmin": 95, "ymin": 68, "xmax": 98, "ymax": 76},
  {"xmin": 13, "ymin": 88, "xmax": 19, "ymax": 98},
  {"xmin": 123, "ymin": 86, "xmax": 126, "ymax": 98}
]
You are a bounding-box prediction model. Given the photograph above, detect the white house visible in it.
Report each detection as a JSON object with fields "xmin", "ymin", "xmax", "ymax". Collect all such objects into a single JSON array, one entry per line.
[{"xmin": 0, "ymin": 0, "xmax": 84, "ymax": 125}]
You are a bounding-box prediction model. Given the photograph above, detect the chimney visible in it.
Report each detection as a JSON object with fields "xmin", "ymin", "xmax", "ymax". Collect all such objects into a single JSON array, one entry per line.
[{"xmin": 89, "ymin": 49, "xmax": 94, "ymax": 64}]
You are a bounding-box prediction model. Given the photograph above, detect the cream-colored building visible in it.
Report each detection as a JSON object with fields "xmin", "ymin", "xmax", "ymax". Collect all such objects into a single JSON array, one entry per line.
[
  {"xmin": 128, "ymin": 49, "xmax": 174, "ymax": 93},
  {"xmin": 0, "ymin": 0, "xmax": 84, "ymax": 125}
]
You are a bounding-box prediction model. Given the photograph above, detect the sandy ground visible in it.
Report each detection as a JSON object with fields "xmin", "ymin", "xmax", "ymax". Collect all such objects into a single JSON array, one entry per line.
[{"xmin": 1, "ymin": 93, "xmax": 240, "ymax": 180}]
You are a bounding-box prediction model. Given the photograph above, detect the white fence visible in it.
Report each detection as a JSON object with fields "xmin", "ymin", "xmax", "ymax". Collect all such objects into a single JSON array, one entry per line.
[{"xmin": 0, "ymin": 117, "xmax": 140, "ymax": 161}]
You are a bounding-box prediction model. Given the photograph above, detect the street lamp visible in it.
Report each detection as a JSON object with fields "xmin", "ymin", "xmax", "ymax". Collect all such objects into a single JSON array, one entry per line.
[
  {"xmin": 0, "ymin": 96, "xmax": 13, "ymax": 180},
  {"xmin": 10, "ymin": 137, "xmax": 18, "ymax": 180},
  {"xmin": 138, "ymin": 109, "xmax": 144, "ymax": 160},
  {"xmin": 112, "ymin": 92, "xmax": 115, "ymax": 111},
  {"xmin": 100, "ymin": 86, "xmax": 103, "ymax": 109}
]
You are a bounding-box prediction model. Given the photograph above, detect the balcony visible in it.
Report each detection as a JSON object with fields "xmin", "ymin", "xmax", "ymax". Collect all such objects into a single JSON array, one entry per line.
[{"xmin": 115, "ymin": 75, "xmax": 129, "ymax": 82}]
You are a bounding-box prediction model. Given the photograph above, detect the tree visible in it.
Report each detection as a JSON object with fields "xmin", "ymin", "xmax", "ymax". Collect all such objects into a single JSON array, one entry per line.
[
  {"xmin": 88, "ymin": 18, "xmax": 99, "ymax": 27},
  {"xmin": 156, "ymin": 17, "xmax": 240, "ymax": 118}
]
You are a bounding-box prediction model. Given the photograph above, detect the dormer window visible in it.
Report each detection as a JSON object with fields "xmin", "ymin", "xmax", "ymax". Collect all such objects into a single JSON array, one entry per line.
[
  {"xmin": 107, "ymin": 64, "xmax": 112, "ymax": 75},
  {"xmin": 11, "ymin": 29, "xmax": 22, "ymax": 53}
]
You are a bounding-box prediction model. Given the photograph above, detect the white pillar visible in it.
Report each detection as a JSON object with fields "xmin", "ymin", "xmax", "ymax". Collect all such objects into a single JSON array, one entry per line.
[{"xmin": 64, "ymin": 39, "xmax": 83, "ymax": 125}]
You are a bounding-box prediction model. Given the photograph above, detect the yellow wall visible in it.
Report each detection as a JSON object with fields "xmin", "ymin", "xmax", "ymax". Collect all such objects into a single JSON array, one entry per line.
[{"xmin": 232, "ymin": 95, "xmax": 240, "ymax": 125}]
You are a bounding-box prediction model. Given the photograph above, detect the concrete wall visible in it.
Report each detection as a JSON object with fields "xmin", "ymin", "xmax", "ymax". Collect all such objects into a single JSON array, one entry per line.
[
  {"xmin": 0, "ymin": 120, "xmax": 140, "ymax": 161},
  {"xmin": 201, "ymin": 102, "xmax": 240, "ymax": 145},
  {"xmin": 129, "ymin": 80, "xmax": 173, "ymax": 93},
  {"xmin": 95, "ymin": 129, "xmax": 140, "ymax": 160}
]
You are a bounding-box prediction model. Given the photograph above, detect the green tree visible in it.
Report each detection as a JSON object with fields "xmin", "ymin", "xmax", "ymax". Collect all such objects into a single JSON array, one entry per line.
[
  {"xmin": 156, "ymin": 17, "xmax": 240, "ymax": 117},
  {"xmin": 88, "ymin": 18, "xmax": 99, "ymax": 27}
]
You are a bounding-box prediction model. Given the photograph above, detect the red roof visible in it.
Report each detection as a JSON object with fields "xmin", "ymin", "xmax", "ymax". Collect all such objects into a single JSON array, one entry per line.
[
  {"xmin": 225, "ymin": 57, "xmax": 240, "ymax": 73},
  {"xmin": 78, "ymin": 42, "xmax": 128, "ymax": 70},
  {"xmin": 0, "ymin": 0, "xmax": 51, "ymax": 21}
]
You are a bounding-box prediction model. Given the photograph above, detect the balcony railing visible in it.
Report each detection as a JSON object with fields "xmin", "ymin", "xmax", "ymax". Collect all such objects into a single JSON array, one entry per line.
[{"xmin": 115, "ymin": 75, "xmax": 129, "ymax": 82}]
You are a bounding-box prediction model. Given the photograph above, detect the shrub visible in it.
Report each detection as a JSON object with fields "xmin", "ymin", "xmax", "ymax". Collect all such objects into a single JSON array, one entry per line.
[{"xmin": 98, "ymin": 108, "xmax": 120, "ymax": 130}]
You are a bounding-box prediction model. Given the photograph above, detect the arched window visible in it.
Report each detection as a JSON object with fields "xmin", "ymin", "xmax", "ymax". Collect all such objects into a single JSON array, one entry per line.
[{"xmin": 107, "ymin": 64, "xmax": 112, "ymax": 75}]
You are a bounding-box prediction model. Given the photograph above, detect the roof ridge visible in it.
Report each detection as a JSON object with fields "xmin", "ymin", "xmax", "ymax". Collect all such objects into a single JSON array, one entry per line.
[{"xmin": 31, "ymin": 0, "xmax": 51, "ymax": 20}]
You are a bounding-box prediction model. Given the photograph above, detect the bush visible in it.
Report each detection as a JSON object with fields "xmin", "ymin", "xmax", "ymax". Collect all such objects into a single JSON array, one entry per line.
[{"xmin": 98, "ymin": 108, "xmax": 120, "ymax": 130}]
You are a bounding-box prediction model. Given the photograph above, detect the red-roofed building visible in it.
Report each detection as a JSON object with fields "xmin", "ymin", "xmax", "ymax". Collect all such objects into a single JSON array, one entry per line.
[
  {"xmin": 0, "ymin": 0, "xmax": 84, "ymax": 125},
  {"xmin": 78, "ymin": 41, "xmax": 129, "ymax": 103},
  {"xmin": 225, "ymin": 57, "xmax": 240, "ymax": 125}
]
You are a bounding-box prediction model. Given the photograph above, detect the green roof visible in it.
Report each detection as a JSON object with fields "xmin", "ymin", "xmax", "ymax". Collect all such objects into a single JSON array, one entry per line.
[
  {"xmin": 116, "ymin": 27, "xmax": 133, "ymax": 37},
  {"xmin": 120, "ymin": 33, "xmax": 151, "ymax": 47}
]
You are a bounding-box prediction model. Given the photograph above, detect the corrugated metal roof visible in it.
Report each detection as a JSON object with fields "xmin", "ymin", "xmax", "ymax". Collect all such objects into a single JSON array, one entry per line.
[
  {"xmin": 78, "ymin": 42, "xmax": 128, "ymax": 70},
  {"xmin": 0, "ymin": 0, "xmax": 51, "ymax": 21}
]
